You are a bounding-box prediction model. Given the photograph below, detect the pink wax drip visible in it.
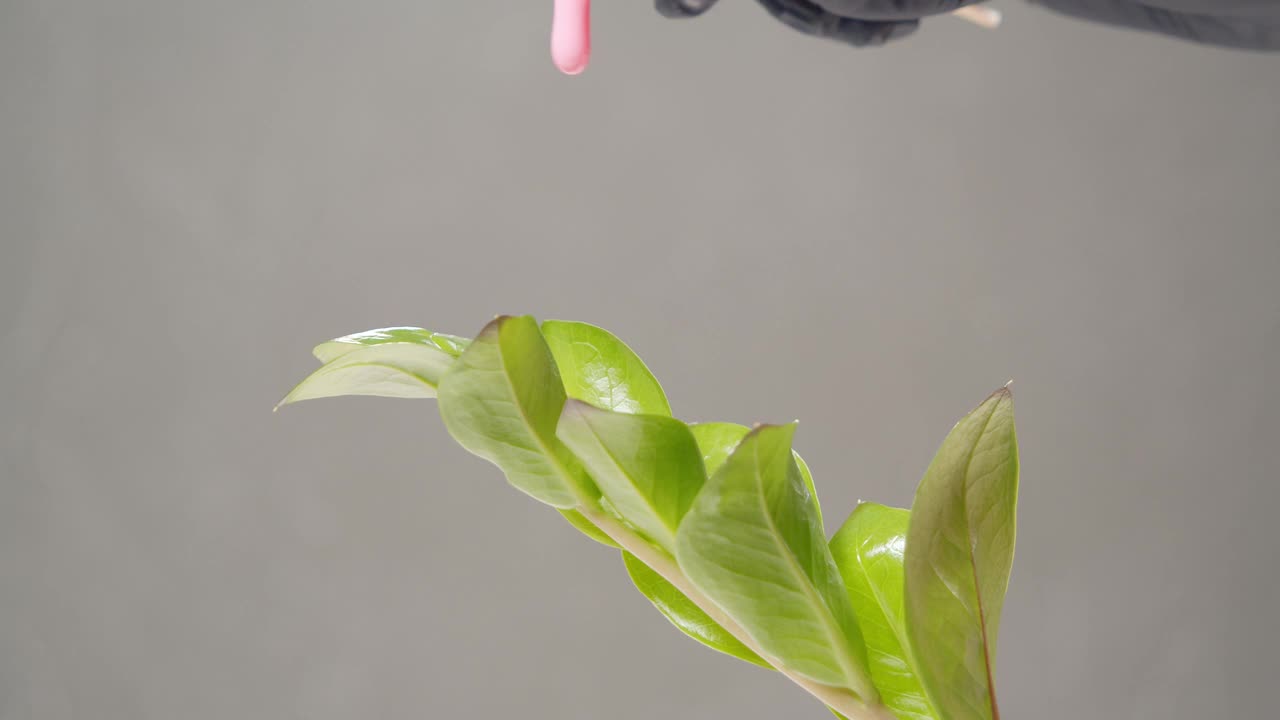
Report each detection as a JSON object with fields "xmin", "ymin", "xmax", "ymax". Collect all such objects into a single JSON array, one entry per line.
[{"xmin": 551, "ymin": 0, "xmax": 591, "ymax": 75}]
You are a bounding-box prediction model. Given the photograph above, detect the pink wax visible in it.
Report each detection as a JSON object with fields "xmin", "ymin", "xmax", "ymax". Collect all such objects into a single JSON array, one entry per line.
[{"xmin": 551, "ymin": 0, "xmax": 591, "ymax": 75}]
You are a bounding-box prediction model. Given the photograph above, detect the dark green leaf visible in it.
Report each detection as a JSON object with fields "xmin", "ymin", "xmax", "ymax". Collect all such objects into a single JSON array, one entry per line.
[{"xmin": 904, "ymin": 388, "xmax": 1018, "ymax": 720}]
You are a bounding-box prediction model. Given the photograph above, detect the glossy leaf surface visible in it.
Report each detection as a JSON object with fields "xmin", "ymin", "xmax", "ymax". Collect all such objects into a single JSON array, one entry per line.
[
  {"xmin": 557, "ymin": 401, "xmax": 704, "ymax": 552},
  {"xmin": 831, "ymin": 503, "xmax": 936, "ymax": 720},
  {"xmin": 542, "ymin": 320, "xmax": 670, "ymax": 416},
  {"xmin": 675, "ymin": 424, "xmax": 875, "ymax": 698},
  {"xmin": 904, "ymin": 388, "xmax": 1018, "ymax": 720},
  {"xmin": 622, "ymin": 551, "xmax": 771, "ymax": 669},
  {"xmin": 541, "ymin": 320, "xmax": 671, "ymax": 544},
  {"xmin": 436, "ymin": 316, "xmax": 589, "ymax": 508},
  {"xmin": 312, "ymin": 326, "xmax": 470, "ymax": 363}
]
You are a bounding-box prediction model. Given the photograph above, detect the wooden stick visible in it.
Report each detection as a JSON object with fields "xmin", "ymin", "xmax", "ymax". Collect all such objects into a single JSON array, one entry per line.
[{"xmin": 952, "ymin": 5, "xmax": 1003, "ymax": 29}]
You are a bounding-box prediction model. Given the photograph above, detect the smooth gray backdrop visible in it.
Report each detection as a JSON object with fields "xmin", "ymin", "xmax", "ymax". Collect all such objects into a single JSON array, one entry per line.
[{"xmin": 2, "ymin": 2, "xmax": 1278, "ymax": 719}]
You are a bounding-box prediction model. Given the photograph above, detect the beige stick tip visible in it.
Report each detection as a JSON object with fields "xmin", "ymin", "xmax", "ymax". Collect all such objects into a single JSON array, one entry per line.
[{"xmin": 951, "ymin": 5, "xmax": 1003, "ymax": 29}]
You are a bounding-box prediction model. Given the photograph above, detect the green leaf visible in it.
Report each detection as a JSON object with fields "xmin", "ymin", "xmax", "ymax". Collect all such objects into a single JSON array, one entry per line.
[
  {"xmin": 690, "ymin": 422, "xmax": 824, "ymax": 528},
  {"xmin": 904, "ymin": 388, "xmax": 1018, "ymax": 720},
  {"xmin": 622, "ymin": 551, "xmax": 771, "ymax": 669},
  {"xmin": 312, "ymin": 327, "xmax": 469, "ymax": 363},
  {"xmin": 541, "ymin": 320, "xmax": 671, "ymax": 416},
  {"xmin": 557, "ymin": 400, "xmax": 705, "ymax": 553},
  {"xmin": 279, "ymin": 326, "xmax": 470, "ymax": 408},
  {"xmin": 436, "ymin": 315, "xmax": 591, "ymax": 509},
  {"xmin": 675, "ymin": 424, "xmax": 876, "ymax": 698},
  {"xmin": 831, "ymin": 504, "xmax": 937, "ymax": 720},
  {"xmin": 278, "ymin": 342, "xmax": 457, "ymax": 407},
  {"xmin": 292, "ymin": 322, "xmax": 613, "ymax": 548},
  {"xmin": 688, "ymin": 422, "xmax": 749, "ymax": 477},
  {"xmin": 793, "ymin": 451, "xmax": 824, "ymax": 533},
  {"xmin": 596, "ymin": 420, "xmax": 770, "ymax": 670}
]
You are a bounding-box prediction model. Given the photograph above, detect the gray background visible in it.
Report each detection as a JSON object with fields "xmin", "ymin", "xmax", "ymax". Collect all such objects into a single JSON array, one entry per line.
[{"xmin": 2, "ymin": 2, "xmax": 1278, "ymax": 719}]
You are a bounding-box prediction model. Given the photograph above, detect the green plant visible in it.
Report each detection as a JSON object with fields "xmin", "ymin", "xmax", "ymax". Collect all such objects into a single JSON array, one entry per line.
[{"xmin": 280, "ymin": 316, "xmax": 1019, "ymax": 720}]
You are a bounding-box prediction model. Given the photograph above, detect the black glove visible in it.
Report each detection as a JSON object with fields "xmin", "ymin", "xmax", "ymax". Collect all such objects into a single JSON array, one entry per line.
[
  {"xmin": 1029, "ymin": 1, "xmax": 1280, "ymax": 50},
  {"xmin": 655, "ymin": 0, "xmax": 987, "ymax": 47},
  {"xmin": 655, "ymin": 0, "xmax": 1280, "ymax": 50}
]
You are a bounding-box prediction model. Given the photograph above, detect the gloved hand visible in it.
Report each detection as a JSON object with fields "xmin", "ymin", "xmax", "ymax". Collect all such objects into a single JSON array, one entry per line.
[
  {"xmin": 1029, "ymin": 1, "xmax": 1280, "ymax": 50},
  {"xmin": 655, "ymin": 1, "xmax": 988, "ymax": 47},
  {"xmin": 655, "ymin": 0, "xmax": 1280, "ymax": 51}
]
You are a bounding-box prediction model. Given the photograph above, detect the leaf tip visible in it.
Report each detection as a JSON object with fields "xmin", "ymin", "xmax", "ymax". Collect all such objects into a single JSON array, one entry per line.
[
  {"xmin": 743, "ymin": 422, "xmax": 800, "ymax": 449},
  {"xmin": 478, "ymin": 314, "xmax": 519, "ymax": 340}
]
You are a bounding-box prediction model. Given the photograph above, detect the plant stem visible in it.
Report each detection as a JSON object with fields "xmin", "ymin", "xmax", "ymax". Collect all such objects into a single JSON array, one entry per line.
[{"xmin": 579, "ymin": 506, "xmax": 896, "ymax": 720}]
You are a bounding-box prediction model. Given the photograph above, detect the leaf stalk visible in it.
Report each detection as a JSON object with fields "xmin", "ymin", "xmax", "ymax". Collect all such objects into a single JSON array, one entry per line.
[{"xmin": 577, "ymin": 505, "xmax": 896, "ymax": 720}]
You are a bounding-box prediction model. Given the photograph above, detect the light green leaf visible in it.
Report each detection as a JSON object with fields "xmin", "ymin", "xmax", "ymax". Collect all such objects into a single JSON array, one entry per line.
[
  {"xmin": 688, "ymin": 422, "xmax": 749, "ymax": 477},
  {"xmin": 293, "ymin": 321, "xmax": 611, "ymax": 548},
  {"xmin": 436, "ymin": 315, "xmax": 591, "ymax": 509},
  {"xmin": 831, "ymin": 504, "xmax": 937, "ymax": 720},
  {"xmin": 598, "ymin": 419, "xmax": 769, "ymax": 669},
  {"xmin": 675, "ymin": 424, "xmax": 876, "ymax": 698},
  {"xmin": 541, "ymin": 320, "xmax": 671, "ymax": 416},
  {"xmin": 278, "ymin": 342, "xmax": 457, "ymax": 408},
  {"xmin": 793, "ymin": 452, "xmax": 824, "ymax": 533},
  {"xmin": 904, "ymin": 388, "xmax": 1018, "ymax": 720},
  {"xmin": 312, "ymin": 327, "xmax": 469, "ymax": 363},
  {"xmin": 557, "ymin": 400, "xmax": 704, "ymax": 553},
  {"xmin": 622, "ymin": 551, "xmax": 772, "ymax": 669},
  {"xmin": 690, "ymin": 422, "xmax": 824, "ymax": 528}
]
